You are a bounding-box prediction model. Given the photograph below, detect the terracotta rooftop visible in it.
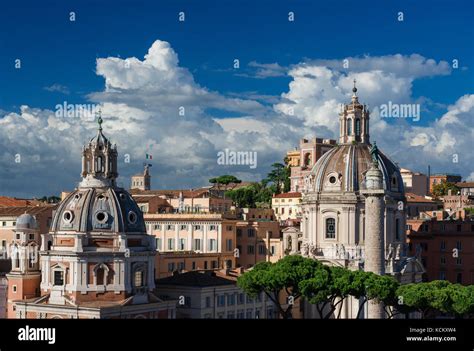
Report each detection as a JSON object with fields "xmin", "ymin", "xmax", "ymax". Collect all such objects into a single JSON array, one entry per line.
[
  {"xmin": 130, "ymin": 188, "xmax": 212, "ymax": 198},
  {"xmin": 132, "ymin": 195, "xmax": 172, "ymax": 206},
  {"xmin": 0, "ymin": 205, "xmax": 56, "ymax": 217},
  {"xmin": 405, "ymin": 193, "xmax": 437, "ymax": 203},
  {"xmin": 156, "ymin": 271, "xmax": 235, "ymax": 287},
  {"xmin": 0, "ymin": 196, "xmax": 45, "ymax": 207},
  {"xmin": 456, "ymin": 182, "xmax": 474, "ymax": 188},
  {"xmin": 273, "ymin": 192, "xmax": 302, "ymax": 199}
]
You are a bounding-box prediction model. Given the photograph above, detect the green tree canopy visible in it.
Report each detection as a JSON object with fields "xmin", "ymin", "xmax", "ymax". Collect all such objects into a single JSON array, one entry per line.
[
  {"xmin": 432, "ymin": 181, "xmax": 460, "ymax": 197},
  {"xmin": 237, "ymin": 255, "xmax": 322, "ymax": 319}
]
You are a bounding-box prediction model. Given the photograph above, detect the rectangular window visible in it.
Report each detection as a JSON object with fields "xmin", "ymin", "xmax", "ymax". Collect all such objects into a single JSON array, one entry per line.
[
  {"xmin": 205, "ymin": 296, "xmax": 211, "ymax": 308},
  {"xmin": 270, "ymin": 245, "xmax": 275, "ymax": 255},
  {"xmin": 179, "ymin": 238, "xmax": 186, "ymax": 250},
  {"xmin": 178, "ymin": 262, "xmax": 185, "ymax": 271},
  {"xmin": 29, "ymin": 234, "xmax": 35, "ymax": 240},
  {"xmin": 440, "ymin": 256, "xmax": 446, "ymax": 265},
  {"xmin": 2, "ymin": 221, "xmax": 6, "ymax": 226},
  {"xmin": 226, "ymin": 225, "xmax": 233, "ymax": 231},
  {"xmin": 180, "ymin": 224, "xmax": 187, "ymax": 230},
  {"xmin": 16, "ymin": 234, "xmax": 20, "ymax": 240},
  {"xmin": 204, "ymin": 261, "xmax": 208, "ymax": 270},
  {"xmin": 217, "ymin": 295, "xmax": 226, "ymax": 307},
  {"xmin": 226, "ymin": 239, "xmax": 233, "ymax": 251},
  {"xmin": 194, "ymin": 225, "xmax": 201, "ymax": 230},
  {"xmin": 258, "ymin": 245, "xmax": 265, "ymax": 255},
  {"xmin": 237, "ymin": 229, "xmax": 242, "ymax": 237},
  {"xmin": 53, "ymin": 271, "xmax": 64, "ymax": 286},
  {"xmin": 247, "ymin": 228, "xmax": 255, "ymax": 237},
  {"xmin": 155, "ymin": 238, "xmax": 162, "ymax": 251},
  {"xmin": 192, "ymin": 261, "xmax": 196, "ymax": 270},
  {"xmin": 194, "ymin": 238, "xmax": 201, "ymax": 251},
  {"xmin": 440, "ymin": 240, "xmax": 446, "ymax": 251},
  {"xmin": 238, "ymin": 293, "xmax": 245, "ymax": 305},
  {"xmin": 228, "ymin": 294, "xmax": 236, "ymax": 306},
  {"xmin": 168, "ymin": 238, "xmax": 175, "ymax": 250},
  {"xmin": 166, "ymin": 224, "xmax": 174, "ymax": 230},
  {"xmin": 456, "ymin": 273, "xmax": 463, "ymax": 284},
  {"xmin": 456, "ymin": 241, "xmax": 462, "ymax": 251},
  {"xmin": 209, "ymin": 225, "xmax": 216, "ymax": 231},
  {"xmin": 209, "ymin": 239, "xmax": 216, "ymax": 251},
  {"xmin": 168, "ymin": 262, "xmax": 175, "ymax": 272},
  {"xmin": 211, "ymin": 260, "xmax": 218, "ymax": 269},
  {"xmin": 247, "ymin": 245, "xmax": 254, "ymax": 254},
  {"xmin": 456, "ymin": 258, "xmax": 462, "ymax": 265},
  {"xmin": 154, "ymin": 224, "xmax": 161, "ymax": 230}
]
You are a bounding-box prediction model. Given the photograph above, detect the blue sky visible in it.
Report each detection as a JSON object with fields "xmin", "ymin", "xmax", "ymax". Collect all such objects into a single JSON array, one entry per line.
[
  {"xmin": 1, "ymin": 0, "xmax": 472, "ymax": 114},
  {"xmin": 0, "ymin": 0, "xmax": 473, "ymax": 197}
]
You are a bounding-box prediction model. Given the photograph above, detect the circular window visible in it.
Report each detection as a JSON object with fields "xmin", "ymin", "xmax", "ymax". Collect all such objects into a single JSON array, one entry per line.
[
  {"xmin": 74, "ymin": 193, "xmax": 81, "ymax": 200},
  {"xmin": 63, "ymin": 211, "xmax": 74, "ymax": 223},
  {"xmin": 329, "ymin": 176, "xmax": 337, "ymax": 184},
  {"xmin": 95, "ymin": 211, "xmax": 108, "ymax": 223},
  {"xmin": 119, "ymin": 193, "xmax": 126, "ymax": 200},
  {"xmin": 128, "ymin": 211, "xmax": 137, "ymax": 224}
]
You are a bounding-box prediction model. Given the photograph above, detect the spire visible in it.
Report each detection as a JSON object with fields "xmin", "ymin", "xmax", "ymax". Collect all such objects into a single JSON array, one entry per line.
[{"xmin": 97, "ymin": 109, "xmax": 103, "ymax": 132}]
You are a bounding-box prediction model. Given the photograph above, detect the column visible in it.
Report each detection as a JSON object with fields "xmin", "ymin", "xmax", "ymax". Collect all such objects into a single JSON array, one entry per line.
[
  {"xmin": 203, "ymin": 224, "xmax": 208, "ymax": 252},
  {"xmin": 174, "ymin": 223, "xmax": 179, "ymax": 251},
  {"xmin": 187, "ymin": 224, "xmax": 192, "ymax": 251}
]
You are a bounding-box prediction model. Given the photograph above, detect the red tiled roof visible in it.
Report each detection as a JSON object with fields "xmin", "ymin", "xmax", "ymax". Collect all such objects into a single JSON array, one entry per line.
[
  {"xmin": 132, "ymin": 195, "xmax": 172, "ymax": 206},
  {"xmin": 0, "ymin": 196, "xmax": 45, "ymax": 207},
  {"xmin": 405, "ymin": 193, "xmax": 437, "ymax": 203},
  {"xmin": 456, "ymin": 182, "xmax": 474, "ymax": 188},
  {"xmin": 273, "ymin": 192, "xmax": 302, "ymax": 199},
  {"xmin": 0, "ymin": 205, "xmax": 56, "ymax": 217}
]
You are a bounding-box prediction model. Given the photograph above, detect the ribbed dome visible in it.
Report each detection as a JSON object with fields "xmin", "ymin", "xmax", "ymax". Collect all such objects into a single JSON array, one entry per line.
[
  {"xmin": 50, "ymin": 187, "xmax": 146, "ymax": 234},
  {"xmin": 16, "ymin": 213, "xmax": 38, "ymax": 230},
  {"xmin": 309, "ymin": 143, "xmax": 404, "ymax": 194}
]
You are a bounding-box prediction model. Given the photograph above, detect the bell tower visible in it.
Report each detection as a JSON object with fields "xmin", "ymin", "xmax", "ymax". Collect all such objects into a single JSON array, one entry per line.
[
  {"xmin": 6, "ymin": 214, "xmax": 41, "ymax": 318},
  {"xmin": 339, "ymin": 80, "xmax": 370, "ymax": 144}
]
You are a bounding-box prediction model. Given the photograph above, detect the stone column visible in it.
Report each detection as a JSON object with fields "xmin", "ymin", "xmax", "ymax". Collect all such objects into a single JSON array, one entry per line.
[{"xmin": 361, "ymin": 163, "xmax": 386, "ymax": 319}]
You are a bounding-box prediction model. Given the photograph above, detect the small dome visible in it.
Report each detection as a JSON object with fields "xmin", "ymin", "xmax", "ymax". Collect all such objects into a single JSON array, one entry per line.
[
  {"xmin": 16, "ymin": 213, "xmax": 38, "ymax": 230},
  {"xmin": 50, "ymin": 187, "xmax": 146, "ymax": 234},
  {"xmin": 309, "ymin": 143, "xmax": 404, "ymax": 194}
]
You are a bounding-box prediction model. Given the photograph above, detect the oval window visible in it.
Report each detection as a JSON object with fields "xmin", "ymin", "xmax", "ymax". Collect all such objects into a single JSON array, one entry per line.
[
  {"xmin": 128, "ymin": 211, "xmax": 137, "ymax": 224},
  {"xmin": 329, "ymin": 176, "xmax": 337, "ymax": 184},
  {"xmin": 63, "ymin": 211, "xmax": 74, "ymax": 223},
  {"xmin": 96, "ymin": 211, "xmax": 108, "ymax": 223}
]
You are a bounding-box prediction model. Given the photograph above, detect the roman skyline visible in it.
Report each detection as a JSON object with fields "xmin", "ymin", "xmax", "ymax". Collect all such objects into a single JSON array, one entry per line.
[{"xmin": 0, "ymin": 0, "xmax": 473, "ymax": 197}]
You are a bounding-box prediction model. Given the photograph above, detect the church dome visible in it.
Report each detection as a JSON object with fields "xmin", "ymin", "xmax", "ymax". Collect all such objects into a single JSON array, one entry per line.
[
  {"xmin": 307, "ymin": 81, "xmax": 404, "ymax": 195},
  {"xmin": 16, "ymin": 213, "xmax": 38, "ymax": 230},
  {"xmin": 50, "ymin": 187, "xmax": 146, "ymax": 234},
  {"xmin": 309, "ymin": 143, "xmax": 404, "ymax": 193},
  {"xmin": 50, "ymin": 112, "xmax": 146, "ymax": 234}
]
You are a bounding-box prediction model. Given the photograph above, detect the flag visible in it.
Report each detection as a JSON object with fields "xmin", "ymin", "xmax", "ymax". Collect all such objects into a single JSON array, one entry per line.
[{"xmin": 146, "ymin": 154, "xmax": 153, "ymax": 160}]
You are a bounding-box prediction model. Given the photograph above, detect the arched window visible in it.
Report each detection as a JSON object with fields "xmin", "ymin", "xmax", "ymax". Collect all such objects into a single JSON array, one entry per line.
[
  {"xmin": 347, "ymin": 119, "xmax": 352, "ymax": 135},
  {"xmin": 325, "ymin": 218, "xmax": 336, "ymax": 239},
  {"xmin": 304, "ymin": 153, "xmax": 311, "ymax": 167},
  {"xmin": 355, "ymin": 119, "xmax": 360, "ymax": 136},
  {"xmin": 287, "ymin": 236, "xmax": 292, "ymax": 250},
  {"xmin": 97, "ymin": 156, "xmax": 103, "ymax": 172},
  {"xmin": 96, "ymin": 267, "xmax": 105, "ymax": 285},
  {"xmin": 13, "ymin": 245, "xmax": 20, "ymax": 268}
]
